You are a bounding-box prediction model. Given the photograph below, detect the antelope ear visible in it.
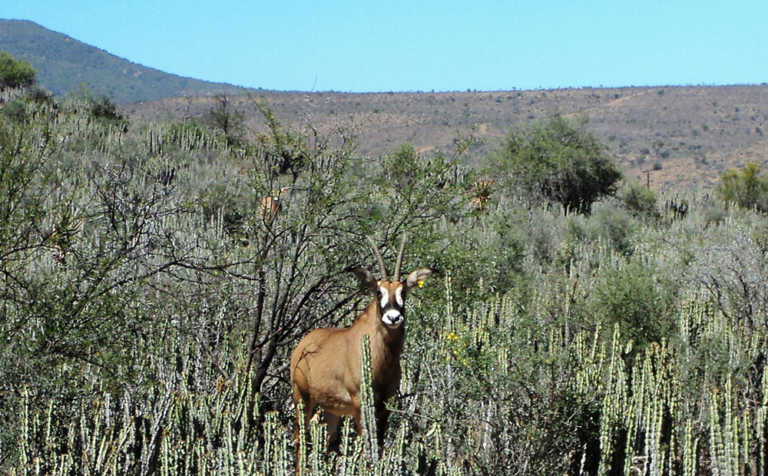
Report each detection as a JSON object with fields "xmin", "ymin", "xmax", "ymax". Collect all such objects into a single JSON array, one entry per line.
[
  {"xmin": 405, "ymin": 268, "xmax": 433, "ymax": 289},
  {"xmin": 347, "ymin": 266, "xmax": 379, "ymax": 291}
]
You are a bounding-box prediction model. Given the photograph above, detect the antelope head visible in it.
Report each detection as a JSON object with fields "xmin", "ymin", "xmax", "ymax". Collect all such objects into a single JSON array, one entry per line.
[{"xmin": 348, "ymin": 235, "xmax": 431, "ymax": 329}]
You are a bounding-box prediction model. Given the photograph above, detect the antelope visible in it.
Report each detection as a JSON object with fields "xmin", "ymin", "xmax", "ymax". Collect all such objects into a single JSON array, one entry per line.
[
  {"xmin": 470, "ymin": 179, "xmax": 494, "ymax": 212},
  {"xmin": 259, "ymin": 186, "xmax": 289, "ymax": 223},
  {"xmin": 290, "ymin": 235, "xmax": 432, "ymax": 461}
]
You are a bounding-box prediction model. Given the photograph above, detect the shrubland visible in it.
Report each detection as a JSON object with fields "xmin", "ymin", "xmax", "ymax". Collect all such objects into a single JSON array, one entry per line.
[{"xmin": 1, "ymin": 80, "xmax": 767, "ymax": 475}]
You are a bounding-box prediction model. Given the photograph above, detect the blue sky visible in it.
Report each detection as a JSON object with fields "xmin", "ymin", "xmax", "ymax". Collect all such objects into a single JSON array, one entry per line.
[{"xmin": 2, "ymin": 0, "xmax": 767, "ymax": 92}]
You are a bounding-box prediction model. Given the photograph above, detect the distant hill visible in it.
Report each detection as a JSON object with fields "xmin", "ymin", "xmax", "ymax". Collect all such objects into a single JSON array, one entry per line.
[
  {"xmin": 132, "ymin": 85, "xmax": 768, "ymax": 190},
  {"xmin": 2, "ymin": 19, "xmax": 766, "ymax": 190},
  {"xmin": 0, "ymin": 19, "xmax": 251, "ymax": 103}
]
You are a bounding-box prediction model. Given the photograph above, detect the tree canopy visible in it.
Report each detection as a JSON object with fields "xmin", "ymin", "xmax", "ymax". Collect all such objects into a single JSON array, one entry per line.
[
  {"xmin": 491, "ymin": 115, "xmax": 622, "ymax": 214},
  {"xmin": 717, "ymin": 162, "xmax": 768, "ymax": 213},
  {"xmin": 0, "ymin": 51, "xmax": 36, "ymax": 89}
]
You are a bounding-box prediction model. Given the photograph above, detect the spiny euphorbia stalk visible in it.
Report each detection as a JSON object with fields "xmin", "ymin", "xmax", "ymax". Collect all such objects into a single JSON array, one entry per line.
[
  {"xmin": 309, "ymin": 417, "xmax": 327, "ymax": 476},
  {"xmin": 296, "ymin": 400, "xmax": 307, "ymax": 475},
  {"xmin": 339, "ymin": 418, "xmax": 355, "ymax": 476},
  {"xmin": 262, "ymin": 411, "xmax": 278, "ymax": 475},
  {"xmin": 360, "ymin": 334, "xmax": 379, "ymax": 464}
]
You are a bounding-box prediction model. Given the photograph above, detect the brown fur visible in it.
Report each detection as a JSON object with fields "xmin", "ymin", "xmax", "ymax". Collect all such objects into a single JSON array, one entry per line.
[
  {"xmin": 259, "ymin": 187, "xmax": 289, "ymax": 223},
  {"xmin": 290, "ymin": 266, "xmax": 431, "ymax": 463},
  {"xmin": 470, "ymin": 179, "xmax": 494, "ymax": 212}
]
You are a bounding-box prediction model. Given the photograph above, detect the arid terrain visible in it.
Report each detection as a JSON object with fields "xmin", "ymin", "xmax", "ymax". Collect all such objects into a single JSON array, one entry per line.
[
  {"xmin": 4, "ymin": 20, "xmax": 766, "ymax": 191},
  {"xmin": 130, "ymin": 85, "xmax": 768, "ymax": 190}
]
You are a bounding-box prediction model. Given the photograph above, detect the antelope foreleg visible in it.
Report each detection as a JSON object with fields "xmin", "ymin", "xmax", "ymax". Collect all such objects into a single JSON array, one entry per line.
[
  {"xmin": 325, "ymin": 413, "xmax": 342, "ymax": 451},
  {"xmin": 375, "ymin": 404, "xmax": 390, "ymax": 449}
]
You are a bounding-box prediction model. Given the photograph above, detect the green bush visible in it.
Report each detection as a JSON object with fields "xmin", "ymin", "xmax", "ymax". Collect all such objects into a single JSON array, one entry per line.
[
  {"xmin": 0, "ymin": 51, "xmax": 36, "ymax": 90},
  {"xmin": 590, "ymin": 258, "xmax": 677, "ymax": 356},
  {"xmin": 617, "ymin": 180, "xmax": 660, "ymax": 220},
  {"xmin": 88, "ymin": 94, "xmax": 125, "ymax": 123},
  {"xmin": 25, "ymin": 85, "xmax": 53, "ymax": 104},
  {"xmin": 716, "ymin": 162, "xmax": 768, "ymax": 212},
  {"xmin": 590, "ymin": 202, "xmax": 636, "ymax": 255},
  {"xmin": 700, "ymin": 197, "xmax": 727, "ymax": 228},
  {"xmin": 489, "ymin": 114, "xmax": 622, "ymax": 214},
  {"xmin": 1, "ymin": 98, "xmax": 28, "ymax": 123}
]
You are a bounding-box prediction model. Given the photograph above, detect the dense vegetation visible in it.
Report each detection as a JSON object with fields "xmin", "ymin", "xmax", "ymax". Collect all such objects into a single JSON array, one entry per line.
[{"xmin": 1, "ymin": 75, "xmax": 768, "ymax": 475}]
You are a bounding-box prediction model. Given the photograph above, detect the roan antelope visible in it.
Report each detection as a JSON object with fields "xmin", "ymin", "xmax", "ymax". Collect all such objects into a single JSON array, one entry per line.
[
  {"xmin": 469, "ymin": 179, "xmax": 494, "ymax": 213},
  {"xmin": 259, "ymin": 186, "xmax": 289, "ymax": 223},
  {"xmin": 290, "ymin": 235, "xmax": 432, "ymax": 461}
]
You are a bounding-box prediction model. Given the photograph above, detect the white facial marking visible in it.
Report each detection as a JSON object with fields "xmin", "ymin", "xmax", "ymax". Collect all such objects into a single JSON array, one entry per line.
[
  {"xmin": 382, "ymin": 309, "xmax": 403, "ymax": 327},
  {"xmin": 379, "ymin": 286, "xmax": 389, "ymax": 308},
  {"xmin": 395, "ymin": 286, "xmax": 404, "ymax": 307},
  {"xmin": 379, "ymin": 285, "xmax": 404, "ymax": 327}
]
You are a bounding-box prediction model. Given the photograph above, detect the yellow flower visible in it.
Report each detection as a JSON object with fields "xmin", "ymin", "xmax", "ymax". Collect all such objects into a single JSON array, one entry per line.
[{"xmin": 417, "ymin": 280, "xmax": 424, "ymax": 288}]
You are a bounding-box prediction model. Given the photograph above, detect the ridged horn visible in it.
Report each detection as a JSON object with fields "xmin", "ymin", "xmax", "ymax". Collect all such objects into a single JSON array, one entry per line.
[
  {"xmin": 393, "ymin": 234, "xmax": 407, "ymax": 281},
  {"xmin": 367, "ymin": 236, "xmax": 388, "ymax": 278}
]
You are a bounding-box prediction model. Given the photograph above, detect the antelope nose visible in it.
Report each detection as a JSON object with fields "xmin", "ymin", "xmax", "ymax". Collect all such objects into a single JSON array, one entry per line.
[{"xmin": 382, "ymin": 310, "xmax": 403, "ymax": 327}]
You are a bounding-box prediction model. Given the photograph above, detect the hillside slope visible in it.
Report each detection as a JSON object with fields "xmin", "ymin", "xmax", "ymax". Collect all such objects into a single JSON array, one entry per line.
[
  {"xmin": 132, "ymin": 85, "xmax": 768, "ymax": 189},
  {"xmin": 3, "ymin": 19, "xmax": 765, "ymax": 189},
  {"xmin": 0, "ymin": 19, "xmax": 250, "ymax": 103}
]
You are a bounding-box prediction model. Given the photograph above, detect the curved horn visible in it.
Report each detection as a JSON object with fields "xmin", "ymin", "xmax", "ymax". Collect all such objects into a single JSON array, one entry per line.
[
  {"xmin": 393, "ymin": 234, "xmax": 407, "ymax": 281},
  {"xmin": 367, "ymin": 236, "xmax": 388, "ymax": 278}
]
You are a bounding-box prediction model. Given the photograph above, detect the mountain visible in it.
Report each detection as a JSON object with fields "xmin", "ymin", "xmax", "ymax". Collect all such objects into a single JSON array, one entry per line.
[{"xmin": 0, "ymin": 19, "xmax": 251, "ymax": 103}]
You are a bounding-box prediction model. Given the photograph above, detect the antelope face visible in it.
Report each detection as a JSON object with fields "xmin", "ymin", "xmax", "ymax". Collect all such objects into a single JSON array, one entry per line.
[
  {"xmin": 377, "ymin": 281, "xmax": 406, "ymax": 328},
  {"xmin": 348, "ymin": 260, "xmax": 432, "ymax": 330}
]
